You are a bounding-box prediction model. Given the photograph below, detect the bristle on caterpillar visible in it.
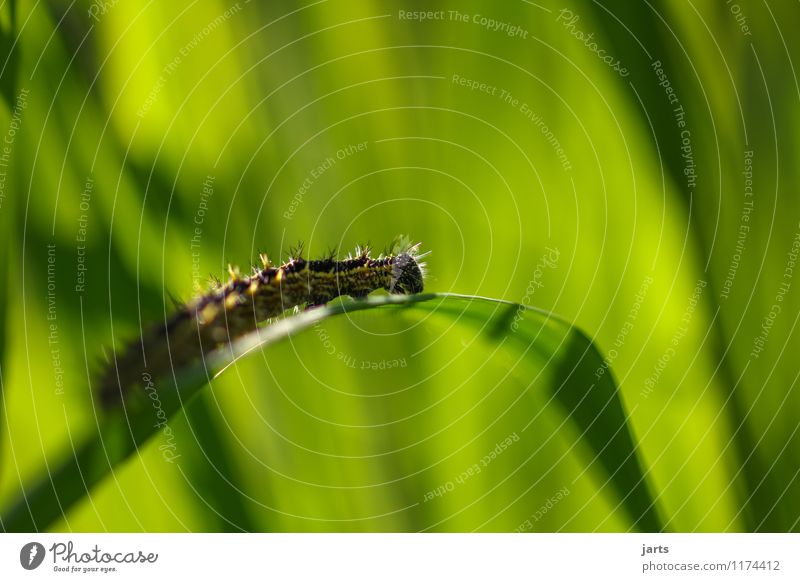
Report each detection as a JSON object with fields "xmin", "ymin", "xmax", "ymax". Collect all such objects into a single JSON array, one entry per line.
[{"xmin": 99, "ymin": 241, "xmax": 427, "ymax": 408}]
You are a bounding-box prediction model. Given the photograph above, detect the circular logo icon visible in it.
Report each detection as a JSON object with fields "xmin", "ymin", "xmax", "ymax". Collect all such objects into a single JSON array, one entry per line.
[{"xmin": 20, "ymin": 542, "xmax": 46, "ymax": 570}]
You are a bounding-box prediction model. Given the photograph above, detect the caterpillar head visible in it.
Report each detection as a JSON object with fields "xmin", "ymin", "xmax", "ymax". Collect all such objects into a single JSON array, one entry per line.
[{"xmin": 388, "ymin": 246, "xmax": 426, "ymax": 295}]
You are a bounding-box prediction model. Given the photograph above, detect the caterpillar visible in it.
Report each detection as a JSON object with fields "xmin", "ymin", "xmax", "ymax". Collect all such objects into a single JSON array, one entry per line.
[{"xmin": 99, "ymin": 241, "xmax": 427, "ymax": 408}]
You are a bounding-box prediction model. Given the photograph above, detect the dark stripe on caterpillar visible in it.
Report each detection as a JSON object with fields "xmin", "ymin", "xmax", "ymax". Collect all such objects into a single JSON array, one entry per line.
[{"xmin": 99, "ymin": 242, "xmax": 427, "ymax": 408}]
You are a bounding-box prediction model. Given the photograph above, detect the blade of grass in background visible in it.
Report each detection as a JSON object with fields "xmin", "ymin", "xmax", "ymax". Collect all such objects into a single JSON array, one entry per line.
[
  {"xmin": 0, "ymin": 0, "xmax": 18, "ymax": 458},
  {"xmin": 587, "ymin": 0, "xmax": 800, "ymax": 530},
  {"xmin": 1, "ymin": 293, "xmax": 662, "ymax": 532},
  {"xmin": 179, "ymin": 398, "xmax": 261, "ymax": 532},
  {"xmin": 0, "ymin": 0, "xmax": 17, "ymax": 107}
]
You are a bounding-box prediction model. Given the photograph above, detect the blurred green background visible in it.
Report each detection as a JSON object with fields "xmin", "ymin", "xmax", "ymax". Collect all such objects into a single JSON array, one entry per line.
[{"xmin": 1, "ymin": 0, "xmax": 799, "ymax": 531}]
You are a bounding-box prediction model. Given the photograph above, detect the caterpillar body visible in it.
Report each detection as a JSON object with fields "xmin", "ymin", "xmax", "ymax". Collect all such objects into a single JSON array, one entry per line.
[{"xmin": 99, "ymin": 242, "xmax": 427, "ymax": 407}]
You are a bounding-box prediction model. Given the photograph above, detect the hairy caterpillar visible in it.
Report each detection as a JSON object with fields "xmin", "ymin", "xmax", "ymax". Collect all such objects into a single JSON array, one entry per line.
[{"xmin": 99, "ymin": 241, "xmax": 427, "ymax": 407}]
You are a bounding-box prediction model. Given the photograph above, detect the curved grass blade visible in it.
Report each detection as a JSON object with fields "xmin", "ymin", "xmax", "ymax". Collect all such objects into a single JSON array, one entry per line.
[{"xmin": 1, "ymin": 293, "xmax": 662, "ymax": 531}]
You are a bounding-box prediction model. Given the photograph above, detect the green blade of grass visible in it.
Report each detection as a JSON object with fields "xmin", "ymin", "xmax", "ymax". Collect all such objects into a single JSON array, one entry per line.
[
  {"xmin": 1, "ymin": 293, "xmax": 662, "ymax": 531},
  {"xmin": 0, "ymin": 0, "xmax": 18, "ymax": 109},
  {"xmin": 0, "ymin": 0, "xmax": 17, "ymax": 446}
]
